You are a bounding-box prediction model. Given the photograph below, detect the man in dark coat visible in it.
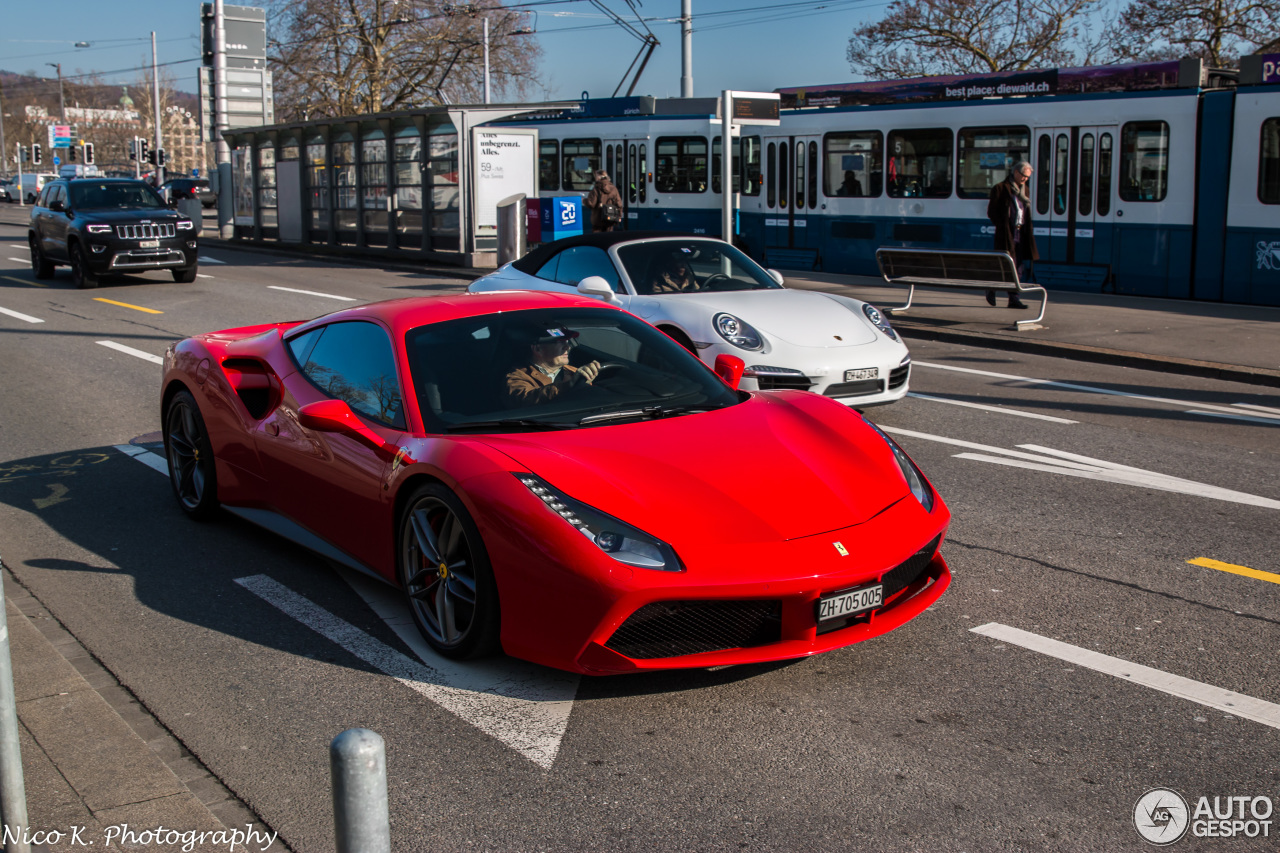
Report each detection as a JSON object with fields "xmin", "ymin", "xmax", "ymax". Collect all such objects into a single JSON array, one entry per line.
[
  {"xmin": 585, "ymin": 170, "xmax": 624, "ymax": 233},
  {"xmin": 986, "ymin": 161, "xmax": 1037, "ymax": 309}
]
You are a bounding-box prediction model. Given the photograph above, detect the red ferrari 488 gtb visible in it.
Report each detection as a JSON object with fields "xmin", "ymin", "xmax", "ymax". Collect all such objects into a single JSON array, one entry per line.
[{"xmin": 162, "ymin": 291, "xmax": 950, "ymax": 674}]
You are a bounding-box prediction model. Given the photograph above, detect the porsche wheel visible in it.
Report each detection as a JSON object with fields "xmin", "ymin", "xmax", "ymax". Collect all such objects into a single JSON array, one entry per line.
[
  {"xmin": 29, "ymin": 236, "xmax": 53, "ymax": 279},
  {"xmin": 70, "ymin": 244, "xmax": 98, "ymax": 290},
  {"xmin": 398, "ymin": 483, "xmax": 499, "ymax": 659},
  {"xmin": 164, "ymin": 390, "xmax": 220, "ymax": 520}
]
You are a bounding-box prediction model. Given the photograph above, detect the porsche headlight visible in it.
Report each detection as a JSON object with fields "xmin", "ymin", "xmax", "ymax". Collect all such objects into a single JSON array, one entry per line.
[
  {"xmin": 865, "ymin": 422, "xmax": 934, "ymax": 512},
  {"xmin": 515, "ymin": 474, "xmax": 683, "ymax": 571},
  {"xmin": 713, "ymin": 312, "xmax": 764, "ymax": 351},
  {"xmin": 861, "ymin": 303, "xmax": 899, "ymax": 341}
]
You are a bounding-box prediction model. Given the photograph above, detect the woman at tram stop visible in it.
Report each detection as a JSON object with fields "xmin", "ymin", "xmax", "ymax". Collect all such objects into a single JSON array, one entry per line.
[
  {"xmin": 986, "ymin": 161, "xmax": 1036, "ymax": 309},
  {"xmin": 585, "ymin": 170, "xmax": 624, "ymax": 233}
]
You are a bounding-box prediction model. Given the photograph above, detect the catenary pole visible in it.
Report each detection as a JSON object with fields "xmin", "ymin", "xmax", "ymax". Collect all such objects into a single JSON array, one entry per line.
[
  {"xmin": 680, "ymin": 0, "xmax": 692, "ymax": 98},
  {"xmin": 483, "ymin": 17, "xmax": 491, "ymax": 104},
  {"xmin": 215, "ymin": 0, "xmax": 233, "ymax": 238},
  {"xmin": 151, "ymin": 33, "xmax": 165, "ymax": 186}
]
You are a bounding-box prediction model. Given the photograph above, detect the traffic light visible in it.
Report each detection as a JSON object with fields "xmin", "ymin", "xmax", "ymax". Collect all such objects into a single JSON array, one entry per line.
[
  {"xmin": 68, "ymin": 145, "xmax": 77, "ymax": 163},
  {"xmin": 139, "ymin": 139, "xmax": 150, "ymax": 163},
  {"xmin": 84, "ymin": 143, "xmax": 94, "ymax": 165},
  {"xmin": 32, "ymin": 144, "xmax": 42, "ymax": 165},
  {"xmin": 157, "ymin": 148, "xmax": 166, "ymax": 167}
]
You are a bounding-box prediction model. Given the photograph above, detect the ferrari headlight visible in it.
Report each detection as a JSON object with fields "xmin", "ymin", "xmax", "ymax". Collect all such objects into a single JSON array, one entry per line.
[
  {"xmin": 712, "ymin": 312, "xmax": 764, "ymax": 351},
  {"xmin": 515, "ymin": 474, "xmax": 683, "ymax": 571},
  {"xmin": 865, "ymin": 422, "xmax": 934, "ymax": 513},
  {"xmin": 861, "ymin": 303, "xmax": 899, "ymax": 341}
]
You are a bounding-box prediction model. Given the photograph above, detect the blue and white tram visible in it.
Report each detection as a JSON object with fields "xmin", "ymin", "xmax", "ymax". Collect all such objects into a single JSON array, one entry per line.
[{"xmin": 1224, "ymin": 68, "xmax": 1280, "ymax": 305}]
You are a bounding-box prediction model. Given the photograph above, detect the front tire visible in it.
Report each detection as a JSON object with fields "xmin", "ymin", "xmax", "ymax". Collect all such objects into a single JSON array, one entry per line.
[
  {"xmin": 164, "ymin": 389, "xmax": 220, "ymax": 520},
  {"xmin": 172, "ymin": 265, "xmax": 198, "ymax": 283},
  {"xmin": 398, "ymin": 483, "xmax": 499, "ymax": 659},
  {"xmin": 29, "ymin": 236, "xmax": 53, "ymax": 279},
  {"xmin": 70, "ymin": 244, "xmax": 98, "ymax": 289}
]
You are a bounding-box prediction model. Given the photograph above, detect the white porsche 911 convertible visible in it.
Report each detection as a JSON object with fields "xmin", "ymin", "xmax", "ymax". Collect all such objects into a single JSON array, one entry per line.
[{"xmin": 468, "ymin": 232, "xmax": 910, "ymax": 406}]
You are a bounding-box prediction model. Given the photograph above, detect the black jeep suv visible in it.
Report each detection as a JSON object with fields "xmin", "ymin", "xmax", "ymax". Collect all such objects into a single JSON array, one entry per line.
[{"xmin": 28, "ymin": 178, "xmax": 199, "ymax": 288}]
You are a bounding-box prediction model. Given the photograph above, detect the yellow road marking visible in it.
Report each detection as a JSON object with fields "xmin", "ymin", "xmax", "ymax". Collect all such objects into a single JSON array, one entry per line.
[
  {"xmin": 0, "ymin": 274, "xmax": 47, "ymax": 288},
  {"xmin": 93, "ymin": 297, "xmax": 163, "ymax": 314},
  {"xmin": 1188, "ymin": 557, "xmax": 1280, "ymax": 586}
]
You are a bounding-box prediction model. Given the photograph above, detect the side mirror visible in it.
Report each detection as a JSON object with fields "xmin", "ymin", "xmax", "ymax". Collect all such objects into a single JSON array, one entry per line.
[
  {"xmin": 766, "ymin": 269, "xmax": 785, "ymax": 286},
  {"xmin": 713, "ymin": 354, "xmax": 745, "ymax": 390},
  {"xmin": 576, "ymin": 275, "xmax": 619, "ymax": 303},
  {"xmin": 49, "ymin": 199, "xmax": 65, "ymax": 212},
  {"xmin": 298, "ymin": 399, "xmax": 397, "ymax": 457}
]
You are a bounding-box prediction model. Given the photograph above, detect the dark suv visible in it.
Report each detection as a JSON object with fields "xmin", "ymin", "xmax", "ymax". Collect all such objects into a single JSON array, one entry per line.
[{"xmin": 28, "ymin": 178, "xmax": 199, "ymax": 288}]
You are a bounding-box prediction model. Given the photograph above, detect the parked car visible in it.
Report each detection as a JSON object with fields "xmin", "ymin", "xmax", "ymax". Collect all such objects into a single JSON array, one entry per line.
[
  {"xmin": 161, "ymin": 291, "xmax": 950, "ymax": 674},
  {"xmin": 14, "ymin": 172, "xmax": 59, "ymax": 204},
  {"xmin": 160, "ymin": 178, "xmax": 216, "ymax": 208},
  {"xmin": 0, "ymin": 181, "xmax": 12, "ymax": 203},
  {"xmin": 469, "ymin": 233, "xmax": 911, "ymax": 406},
  {"xmin": 28, "ymin": 177, "xmax": 199, "ymax": 288}
]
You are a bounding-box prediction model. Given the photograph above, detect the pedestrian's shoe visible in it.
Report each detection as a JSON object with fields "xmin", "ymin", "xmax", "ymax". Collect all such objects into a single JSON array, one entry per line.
[
  {"xmin": 985, "ymin": 289, "xmax": 997, "ymax": 306},
  {"xmin": 1007, "ymin": 297, "xmax": 1028, "ymax": 309}
]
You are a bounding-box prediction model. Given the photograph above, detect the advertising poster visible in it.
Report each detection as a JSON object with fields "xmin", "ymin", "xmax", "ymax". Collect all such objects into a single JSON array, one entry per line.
[{"xmin": 472, "ymin": 129, "xmax": 537, "ymax": 234}]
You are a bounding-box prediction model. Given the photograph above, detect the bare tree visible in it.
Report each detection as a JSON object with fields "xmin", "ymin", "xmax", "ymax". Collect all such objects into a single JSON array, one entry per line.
[
  {"xmin": 267, "ymin": 0, "xmax": 543, "ymax": 122},
  {"xmin": 1111, "ymin": 0, "xmax": 1279, "ymax": 66},
  {"xmin": 847, "ymin": 0, "xmax": 1107, "ymax": 79}
]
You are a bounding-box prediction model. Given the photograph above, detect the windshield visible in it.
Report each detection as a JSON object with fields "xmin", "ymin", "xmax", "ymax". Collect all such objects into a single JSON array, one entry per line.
[
  {"xmin": 405, "ymin": 307, "xmax": 740, "ymax": 432},
  {"xmin": 617, "ymin": 239, "xmax": 782, "ymax": 295},
  {"xmin": 70, "ymin": 182, "xmax": 165, "ymax": 210}
]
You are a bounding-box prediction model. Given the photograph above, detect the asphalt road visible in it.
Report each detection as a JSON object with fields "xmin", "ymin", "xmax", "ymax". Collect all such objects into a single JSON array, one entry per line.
[{"xmin": 1, "ymin": 227, "xmax": 1278, "ymax": 852}]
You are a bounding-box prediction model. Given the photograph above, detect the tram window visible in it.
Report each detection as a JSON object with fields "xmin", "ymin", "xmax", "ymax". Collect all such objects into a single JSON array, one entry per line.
[
  {"xmin": 539, "ymin": 140, "xmax": 559, "ymax": 193},
  {"xmin": 823, "ymin": 131, "xmax": 882, "ymax": 197},
  {"xmin": 1079, "ymin": 134, "xmax": 1095, "ymax": 217},
  {"xmin": 795, "ymin": 142, "xmax": 805, "ymax": 209},
  {"xmin": 1260, "ymin": 118, "xmax": 1280, "ymax": 204},
  {"xmin": 886, "ymin": 128, "xmax": 952, "ymax": 198},
  {"xmin": 628, "ymin": 145, "xmax": 637, "ymax": 203},
  {"xmin": 1036, "ymin": 136, "xmax": 1051, "ymax": 215},
  {"xmin": 957, "ymin": 126, "xmax": 1030, "ymax": 199},
  {"xmin": 639, "ymin": 144, "xmax": 647, "ymax": 203},
  {"xmin": 742, "ymin": 136, "xmax": 762, "ymax": 196},
  {"xmin": 808, "ymin": 141, "xmax": 818, "ymax": 209},
  {"xmin": 778, "ymin": 143, "xmax": 789, "ymax": 208},
  {"xmin": 562, "ymin": 139, "xmax": 600, "ymax": 191},
  {"xmin": 1054, "ymin": 134, "xmax": 1069, "ymax": 215},
  {"xmin": 1119, "ymin": 121, "xmax": 1169, "ymax": 202},
  {"xmin": 655, "ymin": 136, "xmax": 708, "ymax": 193},
  {"xmin": 767, "ymin": 143, "xmax": 776, "ymax": 207},
  {"xmin": 711, "ymin": 137, "xmax": 742, "ymax": 194},
  {"xmin": 1097, "ymin": 133, "xmax": 1113, "ymax": 215}
]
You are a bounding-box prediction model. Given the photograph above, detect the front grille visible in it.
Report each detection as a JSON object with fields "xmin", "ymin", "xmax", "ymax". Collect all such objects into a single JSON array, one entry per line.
[
  {"xmin": 824, "ymin": 379, "xmax": 884, "ymax": 398},
  {"xmin": 605, "ymin": 600, "xmax": 782, "ymax": 659},
  {"xmin": 115, "ymin": 223, "xmax": 176, "ymax": 240},
  {"xmin": 757, "ymin": 375, "xmax": 814, "ymax": 391},
  {"xmin": 816, "ymin": 534, "xmax": 941, "ymax": 635},
  {"xmin": 888, "ymin": 362, "xmax": 910, "ymax": 390}
]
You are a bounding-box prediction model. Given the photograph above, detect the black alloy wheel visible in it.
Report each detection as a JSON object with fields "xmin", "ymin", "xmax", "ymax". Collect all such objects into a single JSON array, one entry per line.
[
  {"xmin": 398, "ymin": 483, "xmax": 499, "ymax": 659},
  {"xmin": 29, "ymin": 236, "xmax": 53, "ymax": 279},
  {"xmin": 164, "ymin": 390, "xmax": 220, "ymax": 520},
  {"xmin": 70, "ymin": 243, "xmax": 97, "ymax": 289}
]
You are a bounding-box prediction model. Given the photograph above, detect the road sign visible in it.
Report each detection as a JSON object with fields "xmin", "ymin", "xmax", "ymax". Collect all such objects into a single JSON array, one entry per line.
[
  {"xmin": 47, "ymin": 125, "xmax": 74, "ymax": 148},
  {"xmin": 192, "ymin": 169, "xmax": 200, "ymax": 177},
  {"xmin": 199, "ymin": 66, "xmax": 274, "ymax": 141},
  {"xmin": 53, "ymin": 156, "xmax": 61, "ymax": 166}
]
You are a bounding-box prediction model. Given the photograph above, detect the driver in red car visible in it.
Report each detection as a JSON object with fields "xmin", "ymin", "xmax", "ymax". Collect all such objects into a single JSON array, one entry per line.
[{"xmin": 505, "ymin": 327, "xmax": 602, "ymax": 406}]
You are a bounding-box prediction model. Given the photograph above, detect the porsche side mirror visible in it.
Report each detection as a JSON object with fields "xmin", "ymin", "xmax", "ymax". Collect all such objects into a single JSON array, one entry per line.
[
  {"xmin": 713, "ymin": 354, "xmax": 745, "ymax": 389},
  {"xmin": 298, "ymin": 399, "xmax": 396, "ymax": 457},
  {"xmin": 577, "ymin": 275, "xmax": 619, "ymax": 303},
  {"xmin": 766, "ymin": 269, "xmax": 784, "ymax": 286}
]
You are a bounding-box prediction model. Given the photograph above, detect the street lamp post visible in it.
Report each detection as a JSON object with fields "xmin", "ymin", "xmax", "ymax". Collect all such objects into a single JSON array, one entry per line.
[{"xmin": 46, "ymin": 63, "xmax": 65, "ymax": 122}]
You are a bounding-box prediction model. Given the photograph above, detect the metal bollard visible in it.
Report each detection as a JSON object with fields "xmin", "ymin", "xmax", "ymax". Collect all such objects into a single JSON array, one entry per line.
[
  {"xmin": 330, "ymin": 728, "xmax": 390, "ymax": 853},
  {"xmin": 0, "ymin": 572, "xmax": 32, "ymax": 853}
]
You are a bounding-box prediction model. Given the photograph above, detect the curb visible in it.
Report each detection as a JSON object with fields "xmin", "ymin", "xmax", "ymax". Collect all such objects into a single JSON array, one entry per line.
[{"xmin": 197, "ymin": 236, "xmax": 484, "ymax": 282}]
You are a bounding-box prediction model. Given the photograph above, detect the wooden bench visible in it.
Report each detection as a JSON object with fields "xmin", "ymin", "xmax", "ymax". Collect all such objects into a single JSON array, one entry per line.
[{"xmin": 875, "ymin": 248, "xmax": 1047, "ymax": 329}]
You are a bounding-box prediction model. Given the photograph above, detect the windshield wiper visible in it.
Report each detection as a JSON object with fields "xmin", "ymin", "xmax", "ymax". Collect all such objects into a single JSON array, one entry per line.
[
  {"xmin": 578, "ymin": 404, "xmax": 729, "ymax": 425},
  {"xmin": 443, "ymin": 418, "xmax": 578, "ymax": 433}
]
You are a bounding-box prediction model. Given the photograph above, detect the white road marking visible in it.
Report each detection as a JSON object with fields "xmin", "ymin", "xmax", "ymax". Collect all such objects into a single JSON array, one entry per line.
[
  {"xmin": 237, "ymin": 574, "xmax": 577, "ymax": 769},
  {"xmin": 907, "ymin": 392, "xmax": 1078, "ymax": 423},
  {"xmin": 884, "ymin": 426, "xmax": 1280, "ymax": 510},
  {"xmin": 0, "ymin": 306, "xmax": 44, "ymax": 324},
  {"xmin": 914, "ymin": 361, "xmax": 1280, "ymax": 422},
  {"xmin": 8, "ymin": 257, "xmax": 30, "ymax": 264},
  {"xmin": 114, "ymin": 444, "xmax": 579, "ymax": 768},
  {"xmin": 96, "ymin": 340, "xmax": 163, "ymax": 365},
  {"xmin": 197, "ymin": 255, "xmax": 226, "ymax": 264},
  {"xmin": 9, "ymin": 245, "xmax": 29, "ymax": 251},
  {"xmin": 1233, "ymin": 403, "xmax": 1280, "ymax": 415},
  {"xmin": 972, "ymin": 623, "xmax": 1280, "ymax": 730},
  {"xmin": 195, "ymin": 274, "xmax": 214, "ymax": 279},
  {"xmin": 114, "ymin": 444, "xmax": 169, "ymax": 475},
  {"xmin": 267, "ymin": 285, "xmax": 356, "ymax": 302},
  {"xmin": 1185, "ymin": 410, "xmax": 1280, "ymax": 426}
]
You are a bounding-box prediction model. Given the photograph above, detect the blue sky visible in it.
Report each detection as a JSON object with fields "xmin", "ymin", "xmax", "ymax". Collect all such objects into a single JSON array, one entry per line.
[{"xmin": 0, "ymin": 1, "xmax": 887, "ymax": 104}]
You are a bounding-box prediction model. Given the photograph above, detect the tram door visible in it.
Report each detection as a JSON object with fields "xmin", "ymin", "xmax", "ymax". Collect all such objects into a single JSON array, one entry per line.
[
  {"xmin": 1033, "ymin": 126, "xmax": 1117, "ymax": 265},
  {"xmin": 603, "ymin": 140, "xmax": 628, "ymax": 229},
  {"xmin": 762, "ymin": 134, "xmax": 822, "ymax": 257}
]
